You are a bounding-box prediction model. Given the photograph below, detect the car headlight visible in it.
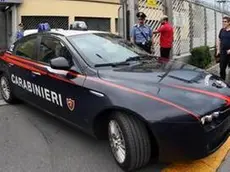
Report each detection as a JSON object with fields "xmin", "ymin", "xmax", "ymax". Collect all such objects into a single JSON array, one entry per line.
[{"xmin": 201, "ymin": 112, "xmax": 220, "ymax": 125}]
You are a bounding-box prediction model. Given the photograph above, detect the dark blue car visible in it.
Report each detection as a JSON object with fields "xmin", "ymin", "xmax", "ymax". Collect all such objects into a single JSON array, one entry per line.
[{"xmin": 0, "ymin": 29, "xmax": 230, "ymax": 172}]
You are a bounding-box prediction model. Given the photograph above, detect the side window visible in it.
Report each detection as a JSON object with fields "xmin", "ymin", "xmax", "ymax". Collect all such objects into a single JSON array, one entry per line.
[
  {"xmin": 14, "ymin": 37, "xmax": 37, "ymax": 60},
  {"xmin": 38, "ymin": 36, "xmax": 73, "ymax": 66}
]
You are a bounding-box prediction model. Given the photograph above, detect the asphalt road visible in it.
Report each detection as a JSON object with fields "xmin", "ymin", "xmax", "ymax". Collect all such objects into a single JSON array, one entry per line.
[{"xmin": 0, "ymin": 102, "xmax": 165, "ymax": 172}]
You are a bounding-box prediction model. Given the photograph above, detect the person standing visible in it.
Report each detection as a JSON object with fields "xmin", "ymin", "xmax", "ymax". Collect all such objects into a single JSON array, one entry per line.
[
  {"xmin": 16, "ymin": 23, "xmax": 24, "ymax": 41},
  {"xmin": 153, "ymin": 15, "xmax": 173, "ymax": 59},
  {"xmin": 130, "ymin": 12, "xmax": 153, "ymax": 54},
  {"xmin": 217, "ymin": 16, "xmax": 230, "ymax": 80}
]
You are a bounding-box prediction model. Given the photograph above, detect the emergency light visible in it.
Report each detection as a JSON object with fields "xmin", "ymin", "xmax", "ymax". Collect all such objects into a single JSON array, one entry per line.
[{"xmin": 38, "ymin": 23, "xmax": 51, "ymax": 32}]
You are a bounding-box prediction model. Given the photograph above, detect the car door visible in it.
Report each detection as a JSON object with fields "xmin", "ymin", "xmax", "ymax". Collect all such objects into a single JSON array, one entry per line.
[
  {"xmin": 34, "ymin": 35, "xmax": 86, "ymax": 124},
  {"xmin": 8, "ymin": 35, "xmax": 40, "ymax": 102}
]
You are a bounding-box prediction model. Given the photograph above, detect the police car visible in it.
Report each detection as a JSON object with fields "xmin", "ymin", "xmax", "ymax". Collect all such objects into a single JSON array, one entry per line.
[{"xmin": 1, "ymin": 23, "xmax": 230, "ymax": 172}]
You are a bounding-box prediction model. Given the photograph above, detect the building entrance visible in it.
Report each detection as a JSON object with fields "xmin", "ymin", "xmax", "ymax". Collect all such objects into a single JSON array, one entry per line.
[
  {"xmin": 0, "ymin": 1, "xmax": 21, "ymax": 50},
  {"xmin": 0, "ymin": 5, "xmax": 7, "ymax": 50}
]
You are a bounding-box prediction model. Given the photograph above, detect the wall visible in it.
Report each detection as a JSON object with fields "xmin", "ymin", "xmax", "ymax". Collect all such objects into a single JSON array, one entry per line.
[{"xmin": 17, "ymin": 0, "xmax": 120, "ymax": 33}]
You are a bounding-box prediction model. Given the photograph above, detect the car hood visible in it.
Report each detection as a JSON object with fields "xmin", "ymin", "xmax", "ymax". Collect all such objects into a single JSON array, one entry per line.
[{"xmin": 97, "ymin": 59, "xmax": 230, "ymax": 116}]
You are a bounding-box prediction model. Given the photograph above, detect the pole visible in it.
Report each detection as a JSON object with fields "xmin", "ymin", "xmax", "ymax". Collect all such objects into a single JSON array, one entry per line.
[
  {"xmin": 216, "ymin": 0, "xmax": 226, "ymax": 16},
  {"xmin": 164, "ymin": 0, "xmax": 173, "ymax": 24},
  {"xmin": 127, "ymin": 0, "xmax": 138, "ymax": 39},
  {"xmin": 164, "ymin": 0, "xmax": 174, "ymax": 58}
]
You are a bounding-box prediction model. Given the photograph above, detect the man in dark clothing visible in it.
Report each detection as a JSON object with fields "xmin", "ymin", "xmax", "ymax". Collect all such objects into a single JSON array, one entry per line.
[
  {"xmin": 153, "ymin": 15, "xmax": 173, "ymax": 59},
  {"xmin": 217, "ymin": 16, "xmax": 230, "ymax": 80}
]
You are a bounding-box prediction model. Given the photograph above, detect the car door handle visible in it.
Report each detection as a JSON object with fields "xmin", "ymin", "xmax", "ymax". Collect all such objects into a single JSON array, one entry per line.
[{"xmin": 31, "ymin": 71, "xmax": 41, "ymax": 76}]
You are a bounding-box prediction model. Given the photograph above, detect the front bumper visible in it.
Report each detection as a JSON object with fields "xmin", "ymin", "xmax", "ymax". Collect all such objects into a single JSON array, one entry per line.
[{"xmin": 150, "ymin": 115, "xmax": 230, "ymax": 162}]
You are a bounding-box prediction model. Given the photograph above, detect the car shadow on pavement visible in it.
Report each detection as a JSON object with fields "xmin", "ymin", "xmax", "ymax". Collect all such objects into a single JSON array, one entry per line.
[{"xmin": 10, "ymin": 103, "xmax": 166, "ymax": 172}]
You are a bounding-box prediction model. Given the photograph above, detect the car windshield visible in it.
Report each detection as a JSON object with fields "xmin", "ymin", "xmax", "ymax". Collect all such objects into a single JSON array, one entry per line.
[{"xmin": 68, "ymin": 33, "xmax": 150, "ymax": 66}]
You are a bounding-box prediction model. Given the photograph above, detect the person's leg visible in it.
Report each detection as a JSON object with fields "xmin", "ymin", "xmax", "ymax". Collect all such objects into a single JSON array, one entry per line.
[
  {"xmin": 160, "ymin": 47, "xmax": 171, "ymax": 59},
  {"xmin": 160, "ymin": 47, "xmax": 167, "ymax": 58},
  {"xmin": 160, "ymin": 47, "xmax": 163, "ymax": 57},
  {"xmin": 220, "ymin": 53, "xmax": 229, "ymax": 80},
  {"xmin": 227, "ymin": 54, "xmax": 230, "ymax": 78},
  {"xmin": 164, "ymin": 48, "xmax": 171, "ymax": 59}
]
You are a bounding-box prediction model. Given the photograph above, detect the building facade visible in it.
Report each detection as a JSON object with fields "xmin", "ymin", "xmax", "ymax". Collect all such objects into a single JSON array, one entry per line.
[{"xmin": 0, "ymin": 0, "xmax": 120, "ymax": 49}]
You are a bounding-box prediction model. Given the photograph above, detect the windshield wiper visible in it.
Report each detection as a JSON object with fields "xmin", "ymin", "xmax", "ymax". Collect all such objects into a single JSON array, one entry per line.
[
  {"xmin": 95, "ymin": 61, "xmax": 130, "ymax": 67},
  {"xmin": 125, "ymin": 54, "xmax": 156, "ymax": 62}
]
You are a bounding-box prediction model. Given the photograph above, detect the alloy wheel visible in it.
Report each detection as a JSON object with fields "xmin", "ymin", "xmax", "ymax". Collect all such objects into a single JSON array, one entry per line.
[
  {"xmin": 108, "ymin": 120, "xmax": 126, "ymax": 164},
  {"xmin": 0, "ymin": 76, "xmax": 10, "ymax": 101}
]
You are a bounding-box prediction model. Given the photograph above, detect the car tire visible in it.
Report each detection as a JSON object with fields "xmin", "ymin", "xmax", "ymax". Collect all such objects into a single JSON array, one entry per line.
[
  {"xmin": 108, "ymin": 112, "xmax": 151, "ymax": 172},
  {"xmin": 0, "ymin": 74, "xmax": 17, "ymax": 103}
]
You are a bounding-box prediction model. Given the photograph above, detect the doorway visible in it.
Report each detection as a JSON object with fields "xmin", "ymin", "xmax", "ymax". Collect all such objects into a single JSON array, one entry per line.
[
  {"xmin": 0, "ymin": 4, "xmax": 15, "ymax": 50},
  {"xmin": 0, "ymin": 9, "xmax": 7, "ymax": 50}
]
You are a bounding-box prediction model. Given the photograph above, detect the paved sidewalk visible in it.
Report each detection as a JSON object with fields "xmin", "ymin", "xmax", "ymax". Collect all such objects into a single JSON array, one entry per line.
[
  {"xmin": 219, "ymin": 154, "xmax": 230, "ymax": 172},
  {"xmin": 207, "ymin": 63, "xmax": 230, "ymax": 81},
  {"xmin": 206, "ymin": 64, "xmax": 220, "ymax": 76}
]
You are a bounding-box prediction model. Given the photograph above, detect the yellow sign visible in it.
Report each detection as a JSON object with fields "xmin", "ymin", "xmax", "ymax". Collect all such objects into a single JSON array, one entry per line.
[{"xmin": 146, "ymin": 0, "xmax": 158, "ymax": 8}]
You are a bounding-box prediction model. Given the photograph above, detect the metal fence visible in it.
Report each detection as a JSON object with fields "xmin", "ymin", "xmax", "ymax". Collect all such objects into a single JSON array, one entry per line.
[{"xmin": 118, "ymin": 0, "xmax": 230, "ymax": 57}]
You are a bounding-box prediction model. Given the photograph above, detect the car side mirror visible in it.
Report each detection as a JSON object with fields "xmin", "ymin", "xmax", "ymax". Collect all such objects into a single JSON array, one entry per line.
[{"xmin": 50, "ymin": 57, "xmax": 71, "ymax": 70}]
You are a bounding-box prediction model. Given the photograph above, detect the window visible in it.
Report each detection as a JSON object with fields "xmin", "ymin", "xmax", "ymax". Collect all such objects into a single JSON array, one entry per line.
[
  {"xmin": 14, "ymin": 36, "xmax": 37, "ymax": 60},
  {"xmin": 38, "ymin": 36, "xmax": 73, "ymax": 66}
]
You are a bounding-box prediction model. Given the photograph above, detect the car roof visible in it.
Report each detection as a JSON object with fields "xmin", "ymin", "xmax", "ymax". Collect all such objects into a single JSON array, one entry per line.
[{"xmin": 24, "ymin": 29, "xmax": 108, "ymax": 37}]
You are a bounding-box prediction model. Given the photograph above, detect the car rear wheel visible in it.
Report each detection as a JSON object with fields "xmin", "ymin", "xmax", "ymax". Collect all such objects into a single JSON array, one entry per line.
[
  {"xmin": 0, "ymin": 74, "xmax": 16, "ymax": 103},
  {"xmin": 108, "ymin": 113, "xmax": 151, "ymax": 172}
]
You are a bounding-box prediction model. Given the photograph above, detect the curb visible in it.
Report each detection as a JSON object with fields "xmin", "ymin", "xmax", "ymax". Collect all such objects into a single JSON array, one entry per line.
[
  {"xmin": 207, "ymin": 63, "xmax": 219, "ymax": 72},
  {"xmin": 162, "ymin": 138, "xmax": 230, "ymax": 172}
]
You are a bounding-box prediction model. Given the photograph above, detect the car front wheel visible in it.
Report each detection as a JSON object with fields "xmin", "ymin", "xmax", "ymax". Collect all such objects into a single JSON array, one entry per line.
[
  {"xmin": 0, "ymin": 74, "xmax": 16, "ymax": 103},
  {"xmin": 108, "ymin": 113, "xmax": 151, "ymax": 172}
]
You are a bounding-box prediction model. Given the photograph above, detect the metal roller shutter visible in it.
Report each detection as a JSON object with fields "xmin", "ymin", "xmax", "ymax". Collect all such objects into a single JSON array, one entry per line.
[
  {"xmin": 75, "ymin": 17, "xmax": 111, "ymax": 31},
  {"xmin": 21, "ymin": 16, "xmax": 69, "ymax": 30}
]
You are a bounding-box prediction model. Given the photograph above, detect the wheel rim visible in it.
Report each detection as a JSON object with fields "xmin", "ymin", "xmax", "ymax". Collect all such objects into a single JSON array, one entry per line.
[
  {"xmin": 0, "ymin": 77, "xmax": 10, "ymax": 100},
  {"xmin": 108, "ymin": 120, "xmax": 126, "ymax": 164}
]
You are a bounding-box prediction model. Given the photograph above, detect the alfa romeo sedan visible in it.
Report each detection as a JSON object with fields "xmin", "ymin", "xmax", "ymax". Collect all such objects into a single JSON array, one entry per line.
[{"xmin": 0, "ymin": 28, "xmax": 230, "ymax": 172}]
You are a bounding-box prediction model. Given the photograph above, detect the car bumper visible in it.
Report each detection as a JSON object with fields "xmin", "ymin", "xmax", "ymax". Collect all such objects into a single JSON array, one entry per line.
[{"xmin": 150, "ymin": 115, "xmax": 230, "ymax": 162}]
